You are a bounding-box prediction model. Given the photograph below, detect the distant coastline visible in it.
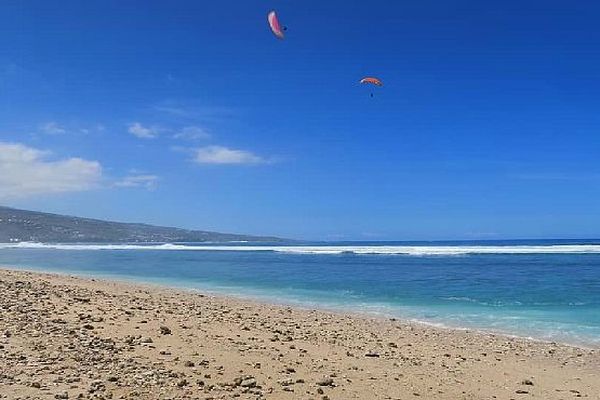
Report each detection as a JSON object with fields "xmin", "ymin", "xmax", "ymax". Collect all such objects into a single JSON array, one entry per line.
[{"xmin": 0, "ymin": 206, "xmax": 286, "ymax": 243}]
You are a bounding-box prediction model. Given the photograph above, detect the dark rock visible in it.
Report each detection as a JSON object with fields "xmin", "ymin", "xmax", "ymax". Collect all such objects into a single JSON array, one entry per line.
[
  {"xmin": 74, "ymin": 297, "xmax": 90, "ymax": 303},
  {"xmin": 159, "ymin": 326, "xmax": 172, "ymax": 335},
  {"xmin": 280, "ymin": 378, "xmax": 294, "ymax": 386},
  {"xmin": 177, "ymin": 379, "xmax": 188, "ymax": 387},
  {"xmin": 89, "ymin": 380, "xmax": 105, "ymax": 393},
  {"xmin": 316, "ymin": 377, "xmax": 334, "ymax": 386}
]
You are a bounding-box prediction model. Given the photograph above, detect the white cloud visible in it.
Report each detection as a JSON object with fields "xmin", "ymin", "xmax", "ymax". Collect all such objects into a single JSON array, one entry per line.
[
  {"xmin": 39, "ymin": 121, "xmax": 66, "ymax": 135},
  {"xmin": 38, "ymin": 122, "xmax": 105, "ymax": 136},
  {"xmin": 128, "ymin": 122, "xmax": 159, "ymax": 139},
  {"xmin": 0, "ymin": 142, "xmax": 102, "ymax": 199},
  {"xmin": 193, "ymin": 145, "xmax": 266, "ymax": 165},
  {"xmin": 114, "ymin": 174, "xmax": 159, "ymax": 190},
  {"xmin": 173, "ymin": 126, "xmax": 211, "ymax": 140}
]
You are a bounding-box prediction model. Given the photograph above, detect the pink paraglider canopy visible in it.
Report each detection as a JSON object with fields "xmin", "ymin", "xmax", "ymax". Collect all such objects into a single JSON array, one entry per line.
[
  {"xmin": 360, "ymin": 77, "xmax": 384, "ymax": 86},
  {"xmin": 268, "ymin": 11, "xmax": 284, "ymax": 39}
]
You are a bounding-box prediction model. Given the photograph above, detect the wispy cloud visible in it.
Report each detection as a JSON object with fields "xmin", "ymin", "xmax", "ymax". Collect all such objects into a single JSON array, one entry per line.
[
  {"xmin": 128, "ymin": 122, "xmax": 159, "ymax": 139},
  {"xmin": 173, "ymin": 126, "xmax": 211, "ymax": 140},
  {"xmin": 154, "ymin": 106, "xmax": 191, "ymax": 117},
  {"xmin": 114, "ymin": 174, "xmax": 159, "ymax": 190},
  {"xmin": 79, "ymin": 124, "xmax": 105, "ymax": 135},
  {"xmin": 38, "ymin": 122, "xmax": 105, "ymax": 136},
  {"xmin": 0, "ymin": 142, "xmax": 102, "ymax": 199},
  {"xmin": 153, "ymin": 101, "xmax": 236, "ymax": 121},
  {"xmin": 193, "ymin": 146, "xmax": 266, "ymax": 165},
  {"xmin": 39, "ymin": 121, "xmax": 66, "ymax": 135}
]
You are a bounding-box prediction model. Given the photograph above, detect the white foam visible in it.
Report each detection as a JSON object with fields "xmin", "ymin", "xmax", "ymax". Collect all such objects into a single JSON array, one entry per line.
[{"xmin": 1, "ymin": 242, "xmax": 600, "ymax": 255}]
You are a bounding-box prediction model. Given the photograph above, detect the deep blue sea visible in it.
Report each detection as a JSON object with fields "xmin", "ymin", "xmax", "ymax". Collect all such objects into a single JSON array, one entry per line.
[{"xmin": 1, "ymin": 240, "xmax": 599, "ymax": 347}]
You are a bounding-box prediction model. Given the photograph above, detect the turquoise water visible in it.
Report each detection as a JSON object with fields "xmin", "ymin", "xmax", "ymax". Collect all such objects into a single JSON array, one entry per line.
[{"xmin": 1, "ymin": 240, "xmax": 599, "ymax": 347}]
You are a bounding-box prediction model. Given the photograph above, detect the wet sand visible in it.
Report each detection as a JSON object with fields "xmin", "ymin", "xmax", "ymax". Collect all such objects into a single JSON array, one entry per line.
[{"xmin": 0, "ymin": 267, "xmax": 599, "ymax": 399}]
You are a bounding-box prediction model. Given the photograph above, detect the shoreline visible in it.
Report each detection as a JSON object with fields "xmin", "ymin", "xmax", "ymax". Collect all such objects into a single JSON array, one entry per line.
[
  {"xmin": 4, "ymin": 241, "xmax": 600, "ymax": 254},
  {"xmin": 3, "ymin": 264, "xmax": 597, "ymax": 351},
  {"xmin": 1, "ymin": 267, "xmax": 599, "ymax": 399}
]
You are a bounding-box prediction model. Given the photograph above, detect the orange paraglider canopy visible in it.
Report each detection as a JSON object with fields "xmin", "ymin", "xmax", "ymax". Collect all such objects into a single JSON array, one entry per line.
[
  {"xmin": 360, "ymin": 77, "xmax": 383, "ymax": 86},
  {"xmin": 268, "ymin": 11, "xmax": 285, "ymax": 39}
]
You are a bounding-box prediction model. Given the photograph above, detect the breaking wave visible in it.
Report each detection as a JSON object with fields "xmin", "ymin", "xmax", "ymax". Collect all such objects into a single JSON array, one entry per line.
[{"xmin": 2, "ymin": 242, "xmax": 600, "ymax": 255}]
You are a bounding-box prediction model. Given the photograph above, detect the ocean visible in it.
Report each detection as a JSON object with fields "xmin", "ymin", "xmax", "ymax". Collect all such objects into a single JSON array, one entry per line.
[{"xmin": 1, "ymin": 240, "xmax": 599, "ymax": 347}]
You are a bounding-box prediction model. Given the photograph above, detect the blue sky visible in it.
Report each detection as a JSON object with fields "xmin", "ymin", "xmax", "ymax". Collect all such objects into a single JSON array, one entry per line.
[{"xmin": 1, "ymin": 0, "xmax": 600, "ymax": 240}]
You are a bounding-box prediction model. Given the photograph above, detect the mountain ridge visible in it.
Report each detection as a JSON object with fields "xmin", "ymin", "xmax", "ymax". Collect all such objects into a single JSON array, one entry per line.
[{"xmin": 0, "ymin": 206, "xmax": 285, "ymax": 243}]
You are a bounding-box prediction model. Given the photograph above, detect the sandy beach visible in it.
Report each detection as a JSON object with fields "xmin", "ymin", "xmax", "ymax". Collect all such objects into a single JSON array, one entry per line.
[{"xmin": 1, "ymin": 267, "xmax": 598, "ymax": 400}]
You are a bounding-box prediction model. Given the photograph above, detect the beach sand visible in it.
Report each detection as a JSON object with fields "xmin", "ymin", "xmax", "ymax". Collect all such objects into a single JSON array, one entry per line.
[{"xmin": 0, "ymin": 268, "xmax": 598, "ymax": 400}]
